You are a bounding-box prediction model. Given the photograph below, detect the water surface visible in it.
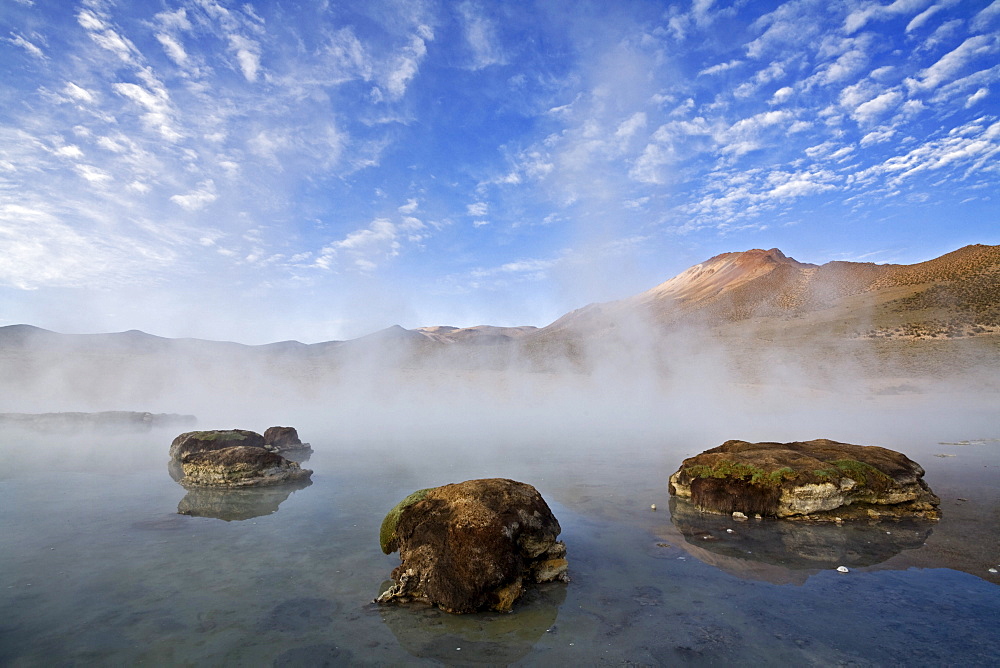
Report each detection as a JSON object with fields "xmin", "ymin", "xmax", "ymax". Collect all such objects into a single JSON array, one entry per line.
[{"xmin": 1, "ymin": 427, "xmax": 997, "ymax": 666}]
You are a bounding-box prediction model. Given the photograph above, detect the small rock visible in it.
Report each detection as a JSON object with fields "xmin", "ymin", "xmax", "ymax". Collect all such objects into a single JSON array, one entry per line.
[
  {"xmin": 836, "ymin": 566, "xmax": 849, "ymax": 573},
  {"xmin": 650, "ymin": 504, "xmax": 657, "ymax": 511},
  {"xmin": 989, "ymin": 568, "xmax": 998, "ymax": 574},
  {"xmin": 732, "ymin": 511, "xmax": 748, "ymax": 521},
  {"xmin": 263, "ymin": 426, "xmax": 311, "ymax": 453},
  {"xmin": 726, "ymin": 528, "xmax": 734, "ymax": 534}
]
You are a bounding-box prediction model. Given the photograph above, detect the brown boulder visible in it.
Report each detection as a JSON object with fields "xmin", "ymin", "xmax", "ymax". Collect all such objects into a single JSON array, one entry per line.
[
  {"xmin": 263, "ymin": 426, "xmax": 310, "ymax": 452},
  {"xmin": 179, "ymin": 445, "xmax": 312, "ymax": 487},
  {"xmin": 169, "ymin": 429, "xmax": 265, "ymax": 460},
  {"xmin": 376, "ymin": 478, "xmax": 568, "ymax": 614},
  {"xmin": 668, "ymin": 439, "xmax": 940, "ymax": 520}
]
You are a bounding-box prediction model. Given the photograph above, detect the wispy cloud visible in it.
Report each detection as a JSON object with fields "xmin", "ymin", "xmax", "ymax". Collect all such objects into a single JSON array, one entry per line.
[
  {"xmin": 1, "ymin": 0, "xmax": 996, "ymax": 340},
  {"xmin": 5, "ymin": 32, "xmax": 46, "ymax": 59}
]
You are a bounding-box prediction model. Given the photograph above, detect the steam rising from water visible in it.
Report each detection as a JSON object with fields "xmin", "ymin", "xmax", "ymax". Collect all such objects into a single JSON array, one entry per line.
[{"xmin": 2, "ymin": 303, "xmax": 996, "ymax": 465}]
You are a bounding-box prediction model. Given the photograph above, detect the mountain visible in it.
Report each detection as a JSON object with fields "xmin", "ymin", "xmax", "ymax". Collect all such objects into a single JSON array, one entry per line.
[
  {"xmin": 0, "ymin": 243, "xmax": 997, "ymax": 411},
  {"xmin": 543, "ymin": 243, "xmax": 1000, "ymax": 340},
  {"xmin": 415, "ymin": 325, "xmax": 539, "ymax": 344}
]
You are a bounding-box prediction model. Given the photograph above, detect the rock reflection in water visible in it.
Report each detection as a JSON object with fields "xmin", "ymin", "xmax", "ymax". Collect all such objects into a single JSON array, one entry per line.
[
  {"xmin": 177, "ymin": 478, "xmax": 313, "ymax": 521},
  {"xmin": 662, "ymin": 498, "xmax": 932, "ymax": 585},
  {"xmin": 378, "ymin": 581, "xmax": 565, "ymax": 664}
]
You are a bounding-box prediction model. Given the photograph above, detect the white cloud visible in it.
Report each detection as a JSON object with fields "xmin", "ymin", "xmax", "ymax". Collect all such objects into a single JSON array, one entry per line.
[
  {"xmin": 972, "ymin": 1, "xmax": 1000, "ymax": 31},
  {"xmin": 75, "ymin": 164, "xmax": 113, "ymax": 184},
  {"xmin": 112, "ymin": 81, "xmax": 181, "ymax": 141},
  {"xmin": 458, "ymin": 1, "xmax": 506, "ymax": 69},
  {"xmin": 845, "ymin": 0, "xmax": 935, "ymax": 34},
  {"xmin": 771, "ymin": 86, "xmax": 794, "ymax": 104},
  {"xmin": 851, "ymin": 119, "xmax": 1000, "ymax": 186},
  {"xmin": 818, "ymin": 49, "xmax": 869, "ymax": 85},
  {"xmin": 765, "ymin": 170, "xmax": 838, "ymax": 199},
  {"xmin": 0, "ymin": 205, "xmax": 103, "ymax": 289},
  {"xmin": 170, "ymin": 180, "xmax": 218, "ymax": 211},
  {"xmin": 698, "ymin": 59, "xmax": 743, "ymax": 76},
  {"xmin": 155, "ymin": 7, "xmax": 192, "ymax": 32},
  {"xmin": 156, "ymin": 32, "xmax": 188, "ymax": 67},
  {"xmin": 615, "ymin": 112, "xmax": 647, "ymax": 141},
  {"xmin": 379, "ymin": 32, "xmax": 431, "ymax": 100},
  {"xmin": 77, "ymin": 9, "xmax": 140, "ymax": 64},
  {"xmin": 315, "ymin": 218, "xmax": 402, "ymax": 271},
  {"xmin": 721, "ymin": 109, "xmax": 793, "ymax": 154},
  {"xmin": 906, "ymin": 35, "xmax": 1000, "ymax": 92},
  {"xmin": 905, "ymin": 1, "xmax": 955, "ymax": 33},
  {"xmin": 929, "ymin": 64, "xmax": 1000, "ymax": 104},
  {"xmin": 228, "ymin": 35, "xmax": 261, "ymax": 81},
  {"xmin": 6, "ymin": 33, "xmax": 46, "ymax": 60},
  {"xmin": 747, "ymin": 2, "xmax": 823, "ymax": 58},
  {"xmin": 860, "ymin": 127, "xmax": 897, "ymax": 146},
  {"xmin": 852, "ymin": 89, "xmax": 903, "ymax": 123},
  {"xmin": 55, "ymin": 145, "xmax": 84, "ymax": 159},
  {"xmin": 966, "ymin": 87, "xmax": 989, "ymax": 107},
  {"xmin": 471, "ymin": 256, "xmax": 558, "ymax": 281},
  {"xmin": 467, "ymin": 201, "xmax": 488, "ymax": 216},
  {"xmin": 63, "ymin": 82, "xmax": 95, "ymax": 104},
  {"xmin": 398, "ymin": 198, "xmax": 419, "ymax": 214}
]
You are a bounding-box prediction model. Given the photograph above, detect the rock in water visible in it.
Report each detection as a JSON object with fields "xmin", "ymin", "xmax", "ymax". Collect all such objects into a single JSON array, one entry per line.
[
  {"xmin": 169, "ymin": 429, "xmax": 265, "ymax": 460},
  {"xmin": 668, "ymin": 439, "xmax": 940, "ymax": 521},
  {"xmin": 263, "ymin": 426, "xmax": 310, "ymax": 452},
  {"xmin": 179, "ymin": 445, "xmax": 312, "ymax": 487},
  {"xmin": 376, "ymin": 478, "xmax": 568, "ymax": 614}
]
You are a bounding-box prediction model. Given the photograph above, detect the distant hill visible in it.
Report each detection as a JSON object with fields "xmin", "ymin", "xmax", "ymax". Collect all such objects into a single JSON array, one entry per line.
[
  {"xmin": 541, "ymin": 244, "xmax": 1000, "ymax": 341},
  {"xmin": 1, "ymin": 243, "xmax": 997, "ymax": 410}
]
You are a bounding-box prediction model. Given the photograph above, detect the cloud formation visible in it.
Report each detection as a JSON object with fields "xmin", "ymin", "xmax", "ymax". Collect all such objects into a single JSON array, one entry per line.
[{"xmin": 0, "ymin": 0, "xmax": 996, "ymax": 342}]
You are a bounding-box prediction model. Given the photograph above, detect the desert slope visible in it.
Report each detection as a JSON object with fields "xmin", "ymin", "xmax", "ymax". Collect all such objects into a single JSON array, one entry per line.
[
  {"xmin": 1, "ymin": 243, "xmax": 997, "ymax": 412},
  {"xmin": 541, "ymin": 243, "xmax": 1000, "ymax": 337}
]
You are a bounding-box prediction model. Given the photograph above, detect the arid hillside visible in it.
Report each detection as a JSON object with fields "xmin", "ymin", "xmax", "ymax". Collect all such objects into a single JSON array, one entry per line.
[
  {"xmin": 541, "ymin": 244, "xmax": 1000, "ymax": 339},
  {"xmin": 1, "ymin": 244, "xmax": 997, "ymax": 411}
]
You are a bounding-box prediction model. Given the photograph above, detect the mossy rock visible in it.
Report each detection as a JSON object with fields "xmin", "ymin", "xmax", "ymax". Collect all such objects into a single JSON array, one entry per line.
[
  {"xmin": 669, "ymin": 439, "xmax": 940, "ymax": 520},
  {"xmin": 375, "ymin": 478, "xmax": 568, "ymax": 614},
  {"xmin": 169, "ymin": 429, "xmax": 266, "ymax": 460},
  {"xmin": 379, "ymin": 488, "xmax": 432, "ymax": 554}
]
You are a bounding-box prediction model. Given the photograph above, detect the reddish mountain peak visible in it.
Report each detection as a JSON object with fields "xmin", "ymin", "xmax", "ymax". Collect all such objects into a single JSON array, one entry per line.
[
  {"xmin": 640, "ymin": 248, "xmax": 812, "ymax": 304},
  {"xmin": 704, "ymin": 247, "xmax": 810, "ymax": 268}
]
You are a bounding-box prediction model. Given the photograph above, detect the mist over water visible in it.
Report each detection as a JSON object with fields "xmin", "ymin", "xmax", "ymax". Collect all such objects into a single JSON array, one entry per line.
[{"xmin": 2, "ymin": 307, "xmax": 998, "ymax": 664}]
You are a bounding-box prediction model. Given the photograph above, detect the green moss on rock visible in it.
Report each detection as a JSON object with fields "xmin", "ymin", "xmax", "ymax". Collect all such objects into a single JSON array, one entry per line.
[
  {"xmin": 380, "ymin": 488, "xmax": 432, "ymax": 554},
  {"xmin": 684, "ymin": 461, "xmax": 795, "ymax": 487}
]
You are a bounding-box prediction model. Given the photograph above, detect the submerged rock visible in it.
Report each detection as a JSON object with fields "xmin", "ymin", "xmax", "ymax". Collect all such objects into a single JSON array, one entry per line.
[
  {"xmin": 668, "ymin": 439, "xmax": 940, "ymax": 521},
  {"xmin": 179, "ymin": 445, "xmax": 312, "ymax": 488},
  {"xmin": 169, "ymin": 429, "xmax": 265, "ymax": 460},
  {"xmin": 263, "ymin": 425, "xmax": 311, "ymax": 453},
  {"xmin": 376, "ymin": 478, "xmax": 568, "ymax": 614}
]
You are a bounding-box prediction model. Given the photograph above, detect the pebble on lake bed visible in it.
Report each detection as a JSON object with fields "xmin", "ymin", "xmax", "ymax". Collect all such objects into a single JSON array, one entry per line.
[
  {"xmin": 837, "ymin": 566, "xmax": 850, "ymax": 573},
  {"xmin": 651, "ymin": 504, "xmax": 656, "ymax": 511}
]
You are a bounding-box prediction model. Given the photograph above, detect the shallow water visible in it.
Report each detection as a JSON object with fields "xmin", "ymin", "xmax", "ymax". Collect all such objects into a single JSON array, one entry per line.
[{"xmin": 1, "ymin": 427, "xmax": 998, "ymax": 666}]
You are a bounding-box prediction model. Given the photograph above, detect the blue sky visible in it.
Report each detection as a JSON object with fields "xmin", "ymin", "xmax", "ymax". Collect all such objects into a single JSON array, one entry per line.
[{"xmin": 1, "ymin": 0, "xmax": 998, "ymax": 343}]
